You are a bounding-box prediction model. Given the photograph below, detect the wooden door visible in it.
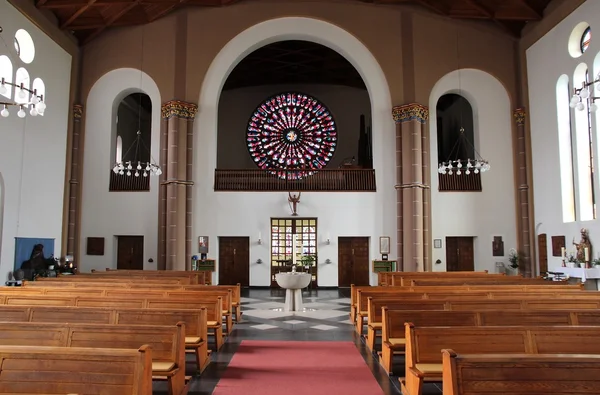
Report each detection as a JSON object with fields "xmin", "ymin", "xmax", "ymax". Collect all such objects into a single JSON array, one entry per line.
[
  {"xmin": 116, "ymin": 236, "xmax": 144, "ymax": 270},
  {"xmin": 218, "ymin": 237, "xmax": 250, "ymax": 286},
  {"xmin": 338, "ymin": 237, "xmax": 370, "ymax": 287},
  {"xmin": 445, "ymin": 237, "xmax": 474, "ymax": 271},
  {"xmin": 538, "ymin": 233, "xmax": 548, "ymax": 276}
]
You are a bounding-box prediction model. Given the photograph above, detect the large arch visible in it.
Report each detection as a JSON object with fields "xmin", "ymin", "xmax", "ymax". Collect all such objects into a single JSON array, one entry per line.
[
  {"xmin": 81, "ymin": 68, "xmax": 161, "ymax": 272},
  {"xmin": 195, "ymin": 17, "xmax": 396, "ymax": 285},
  {"xmin": 428, "ymin": 69, "xmax": 516, "ymax": 273}
]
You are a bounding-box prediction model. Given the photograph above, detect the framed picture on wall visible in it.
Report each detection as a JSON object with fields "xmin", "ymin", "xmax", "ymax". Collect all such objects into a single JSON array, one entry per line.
[
  {"xmin": 198, "ymin": 236, "xmax": 209, "ymax": 254},
  {"xmin": 433, "ymin": 239, "xmax": 442, "ymax": 249},
  {"xmin": 379, "ymin": 236, "xmax": 390, "ymax": 255}
]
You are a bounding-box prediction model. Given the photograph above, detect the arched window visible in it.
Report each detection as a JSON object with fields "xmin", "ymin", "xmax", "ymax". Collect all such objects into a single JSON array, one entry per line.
[
  {"xmin": 14, "ymin": 29, "xmax": 35, "ymax": 64},
  {"xmin": 109, "ymin": 92, "xmax": 152, "ymax": 192},
  {"xmin": 14, "ymin": 67, "xmax": 30, "ymax": 105},
  {"xmin": 556, "ymin": 74, "xmax": 576, "ymax": 222},
  {"xmin": 0, "ymin": 55, "xmax": 13, "ymax": 99},
  {"xmin": 573, "ymin": 63, "xmax": 596, "ymax": 220},
  {"xmin": 436, "ymin": 93, "xmax": 480, "ymax": 191},
  {"xmin": 32, "ymin": 78, "xmax": 45, "ymax": 115},
  {"xmin": 581, "ymin": 27, "xmax": 592, "ymax": 54},
  {"xmin": 115, "ymin": 135, "xmax": 123, "ymax": 163}
]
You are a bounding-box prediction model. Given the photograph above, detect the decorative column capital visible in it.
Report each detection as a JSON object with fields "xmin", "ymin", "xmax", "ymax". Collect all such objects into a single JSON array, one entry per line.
[
  {"xmin": 392, "ymin": 103, "xmax": 429, "ymax": 124},
  {"xmin": 161, "ymin": 100, "xmax": 198, "ymax": 120},
  {"xmin": 73, "ymin": 104, "xmax": 83, "ymax": 120},
  {"xmin": 513, "ymin": 107, "xmax": 526, "ymax": 126}
]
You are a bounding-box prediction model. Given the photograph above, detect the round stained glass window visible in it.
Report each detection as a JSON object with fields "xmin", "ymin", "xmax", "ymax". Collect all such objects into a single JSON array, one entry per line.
[{"xmin": 246, "ymin": 92, "xmax": 337, "ymax": 179}]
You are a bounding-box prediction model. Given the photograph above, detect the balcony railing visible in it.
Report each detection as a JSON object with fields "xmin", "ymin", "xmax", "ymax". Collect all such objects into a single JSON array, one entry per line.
[
  {"xmin": 438, "ymin": 173, "xmax": 482, "ymax": 192},
  {"xmin": 109, "ymin": 170, "xmax": 150, "ymax": 192},
  {"xmin": 214, "ymin": 168, "xmax": 377, "ymax": 192}
]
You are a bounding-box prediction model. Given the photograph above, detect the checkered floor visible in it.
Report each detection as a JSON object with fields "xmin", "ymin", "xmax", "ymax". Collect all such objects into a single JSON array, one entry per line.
[{"xmin": 241, "ymin": 291, "xmax": 353, "ymax": 331}]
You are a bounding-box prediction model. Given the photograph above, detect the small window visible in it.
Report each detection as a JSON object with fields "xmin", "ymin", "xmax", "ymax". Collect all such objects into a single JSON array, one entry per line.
[
  {"xmin": 14, "ymin": 67, "xmax": 30, "ymax": 105},
  {"xmin": 0, "ymin": 55, "xmax": 13, "ymax": 99},
  {"xmin": 581, "ymin": 27, "xmax": 591, "ymax": 54},
  {"xmin": 14, "ymin": 29, "xmax": 35, "ymax": 64}
]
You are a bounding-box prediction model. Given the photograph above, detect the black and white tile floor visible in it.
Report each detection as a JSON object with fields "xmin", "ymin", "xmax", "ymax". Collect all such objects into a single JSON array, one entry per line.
[{"xmin": 153, "ymin": 288, "xmax": 441, "ymax": 395}]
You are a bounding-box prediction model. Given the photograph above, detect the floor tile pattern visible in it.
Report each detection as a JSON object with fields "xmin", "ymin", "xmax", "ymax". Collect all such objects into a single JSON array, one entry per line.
[{"xmin": 151, "ymin": 288, "xmax": 441, "ymax": 395}]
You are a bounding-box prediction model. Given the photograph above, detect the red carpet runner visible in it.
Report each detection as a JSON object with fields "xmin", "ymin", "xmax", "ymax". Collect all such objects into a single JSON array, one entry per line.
[{"xmin": 212, "ymin": 340, "xmax": 383, "ymax": 395}]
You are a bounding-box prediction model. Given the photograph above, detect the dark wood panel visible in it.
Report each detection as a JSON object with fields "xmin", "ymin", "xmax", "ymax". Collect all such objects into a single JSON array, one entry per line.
[
  {"xmin": 446, "ymin": 237, "xmax": 474, "ymax": 272},
  {"xmin": 338, "ymin": 237, "xmax": 369, "ymax": 287},
  {"xmin": 116, "ymin": 236, "xmax": 144, "ymax": 270},
  {"xmin": 539, "ymin": 233, "xmax": 548, "ymax": 275},
  {"xmin": 218, "ymin": 237, "xmax": 250, "ymax": 286}
]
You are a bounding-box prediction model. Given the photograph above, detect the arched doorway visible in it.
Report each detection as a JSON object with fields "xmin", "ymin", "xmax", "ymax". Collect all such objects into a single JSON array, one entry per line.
[{"xmin": 195, "ymin": 17, "xmax": 395, "ymax": 286}]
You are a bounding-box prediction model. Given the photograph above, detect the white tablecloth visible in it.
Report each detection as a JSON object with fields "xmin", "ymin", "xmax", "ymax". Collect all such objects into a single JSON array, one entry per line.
[{"xmin": 554, "ymin": 267, "xmax": 600, "ymax": 282}]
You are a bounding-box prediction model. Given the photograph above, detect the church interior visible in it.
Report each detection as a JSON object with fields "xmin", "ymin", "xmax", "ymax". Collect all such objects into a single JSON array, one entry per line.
[{"xmin": 1, "ymin": 0, "xmax": 600, "ymax": 394}]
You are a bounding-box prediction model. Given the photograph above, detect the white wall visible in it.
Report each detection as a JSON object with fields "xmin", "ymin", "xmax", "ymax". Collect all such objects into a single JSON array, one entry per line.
[
  {"xmin": 527, "ymin": 1, "xmax": 600, "ymax": 271},
  {"xmin": 217, "ymin": 85, "xmax": 371, "ymax": 168},
  {"xmin": 194, "ymin": 17, "xmax": 396, "ymax": 286},
  {"xmin": 79, "ymin": 68, "xmax": 161, "ymax": 272},
  {"xmin": 429, "ymin": 69, "xmax": 517, "ymax": 273},
  {"xmin": 0, "ymin": 1, "xmax": 71, "ymax": 282}
]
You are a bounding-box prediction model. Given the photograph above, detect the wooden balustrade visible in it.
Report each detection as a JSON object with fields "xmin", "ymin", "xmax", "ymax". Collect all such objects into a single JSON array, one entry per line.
[
  {"xmin": 214, "ymin": 168, "xmax": 377, "ymax": 192},
  {"xmin": 109, "ymin": 170, "xmax": 150, "ymax": 192},
  {"xmin": 438, "ymin": 172, "xmax": 482, "ymax": 192}
]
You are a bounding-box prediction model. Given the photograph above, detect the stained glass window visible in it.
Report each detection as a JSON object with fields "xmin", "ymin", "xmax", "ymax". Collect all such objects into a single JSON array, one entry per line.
[
  {"xmin": 246, "ymin": 92, "xmax": 337, "ymax": 179},
  {"xmin": 581, "ymin": 27, "xmax": 591, "ymax": 54}
]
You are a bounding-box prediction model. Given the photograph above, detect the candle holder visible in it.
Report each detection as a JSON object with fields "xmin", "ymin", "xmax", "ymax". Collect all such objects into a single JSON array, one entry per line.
[{"xmin": 562, "ymin": 259, "xmax": 566, "ymax": 267}]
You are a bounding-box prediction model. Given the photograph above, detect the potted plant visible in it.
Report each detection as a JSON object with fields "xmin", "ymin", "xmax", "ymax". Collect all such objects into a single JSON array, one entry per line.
[
  {"xmin": 299, "ymin": 254, "xmax": 317, "ymax": 271},
  {"xmin": 507, "ymin": 248, "xmax": 519, "ymax": 274}
]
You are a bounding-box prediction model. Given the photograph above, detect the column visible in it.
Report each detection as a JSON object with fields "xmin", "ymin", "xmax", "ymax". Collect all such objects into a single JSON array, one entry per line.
[
  {"xmin": 514, "ymin": 108, "xmax": 533, "ymax": 277},
  {"xmin": 66, "ymin": 104, "xmax": 83, "ymax": 258},
  {"xmin": 160, "ymin": 100, "xmax": 198, "ymax": 271},
  {"xmin": 392, "ymin": 104, "xmax": 430, "ymax": 272}
]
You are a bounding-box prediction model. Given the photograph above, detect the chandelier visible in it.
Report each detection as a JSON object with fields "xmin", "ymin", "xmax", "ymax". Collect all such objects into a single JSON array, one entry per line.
[
  {"xmin": 570, "ymin": 72, "xmax": 600, "ymax": 112},
  {"xmin": 112, "ymin": 130, "xmax": 162, "ymax": 177},
  {"xmin": 0, "ymin": 26, "xmax": 47, "ymax": 118},
  {"xmin": 438, "ymin": 29, "xmax": 489, "ymax": 176},
  {"xmin": 437, "ymin": 127, "xmax": 490, "ymax": 175}
]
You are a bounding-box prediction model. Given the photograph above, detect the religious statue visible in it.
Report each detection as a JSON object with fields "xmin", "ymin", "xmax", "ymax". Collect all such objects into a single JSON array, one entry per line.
[
  {"xmin": 288, "ymin": 192, "xmax": 301, "ymax": 216},
  {"xmin": 573, "ymin": 228, "xmax": 592, "ymax": 264}
]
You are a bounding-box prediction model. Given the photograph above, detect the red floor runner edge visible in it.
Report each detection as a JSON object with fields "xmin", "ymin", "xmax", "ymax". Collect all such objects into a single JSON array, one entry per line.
[{"xmin": 212, "ymin": 340, "xmax": 383, "ymax": 395}]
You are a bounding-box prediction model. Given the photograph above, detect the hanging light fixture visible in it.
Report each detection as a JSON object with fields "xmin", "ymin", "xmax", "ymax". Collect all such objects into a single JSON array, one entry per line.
[
  {"xmin": 438, "ymin": 28, "xmax": 490, "ymax": 176},
  {"xmin": 112, "ymin": 130, "xmax": 162, "ymax": 177},
  {"xmin": 570, "ymin": 72, "xmax": 600, "ymax": 112},
  {"xmin": 0, "ymin": 26, "xmax": 47, "ymax": 118},
  {"xmin": 111, "ymin": 25, "xmax": 161, "ymax": 177}
]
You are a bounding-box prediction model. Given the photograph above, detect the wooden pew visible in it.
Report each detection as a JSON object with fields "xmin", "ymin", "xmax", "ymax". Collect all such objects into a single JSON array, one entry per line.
[
  {"xmin": 378, "ymin": 270, "xmax": 494, "ymax": 286},
  {"xmin": 90, "ymin": 269, "xmax": 208, "ymax": 285},
  {"xmin": 364, "ymin": 291, "xmax": 600, "ymax": 348},
  {"xmin": 0, "ymin": 344, "xmax": 152, "ymax": 395},
  {"xmin": 379, "ymin": 308, "xmax": 600, "ymax": 375},
  {"xmin": 0, "ymin": 304, "xmax": 210, "ymax": 372},
  {"xmin": 355, "ymin": 287, "xmax": 589, "ymax": 334},
  {"xmin": 410, "ymin": 277, "xmax": 561, "ymax": 286},
  {"xmin": 37, "ymin": 276, "xmax": 190, "ymax": 285},
  {"xmin": 22, "ymin": 281, "xmax": 242, "ymax": 323},
  {"xmin": 0, "ymin": 321, "xmax": 186, "ymax": 395},
  {"xmin": 442, "ymin": 350, "xmax": 600, "ymax": 395},
  {"xmin": 402, "ymin": 324, "xmax": 600, "ymax": 395},
  {"xmin": 349, "ymin": 283, "xmax": 583, "ymax": 323},
  {"xmin": 0, "ymin": 294, "xmax": 225, "ymax": 350}
]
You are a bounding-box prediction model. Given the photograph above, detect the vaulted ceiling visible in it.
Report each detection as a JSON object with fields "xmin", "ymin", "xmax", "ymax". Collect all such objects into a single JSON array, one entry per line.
[{"xmin": 36, "ymin": 0, "xmax": 553, "ymax": 44}]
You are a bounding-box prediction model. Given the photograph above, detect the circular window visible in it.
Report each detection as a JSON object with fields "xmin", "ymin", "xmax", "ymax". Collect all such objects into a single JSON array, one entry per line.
[
  {"xmin": 246, "ymin": 92, "xmax": 337, "ymax": 180},
  {"xmin": 581, "ymin": 26, "xmax": 592, "ymax": 54},
  {"xmin": 14, "ymin": 29, "xmax": 35, "ymax": 64}
]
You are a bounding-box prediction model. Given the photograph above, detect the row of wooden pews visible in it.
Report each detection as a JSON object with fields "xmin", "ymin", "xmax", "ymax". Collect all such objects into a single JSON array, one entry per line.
[
  {"xmin": 353, "ymin": 270, "xmax": 600, "ymax": 394},
  {"xmin": 0, "ymin": 269, "xmax": 241, "ymax": 394}
]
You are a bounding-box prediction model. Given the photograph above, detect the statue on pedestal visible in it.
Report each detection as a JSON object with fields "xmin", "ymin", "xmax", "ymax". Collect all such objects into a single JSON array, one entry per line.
[
  {"xmin": 288, "ymin": 192, "xmax": 301, "ymax": 216},
  {"xmin": 573, "ymin": 228, "xmax": 592, "ymax": 264}
]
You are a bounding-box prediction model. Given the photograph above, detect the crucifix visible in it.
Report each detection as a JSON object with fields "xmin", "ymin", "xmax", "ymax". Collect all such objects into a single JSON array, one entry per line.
[{"xmin": 288, "ymin": 192, "xmax": 301, "ymax": 216}]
